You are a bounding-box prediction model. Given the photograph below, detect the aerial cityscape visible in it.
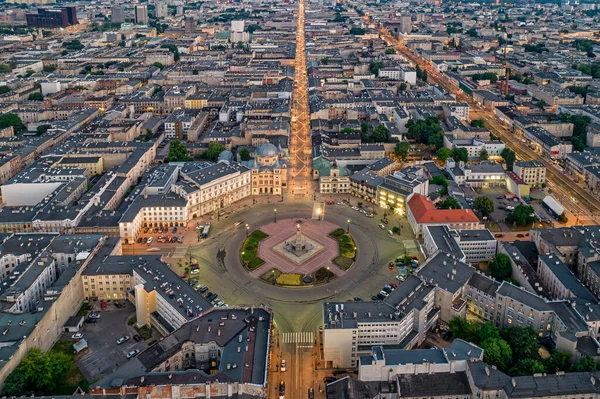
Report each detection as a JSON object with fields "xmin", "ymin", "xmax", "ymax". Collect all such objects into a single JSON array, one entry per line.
[{"xmin": 0, "ymin": 0, "xmax": 599, "ymax": 398}]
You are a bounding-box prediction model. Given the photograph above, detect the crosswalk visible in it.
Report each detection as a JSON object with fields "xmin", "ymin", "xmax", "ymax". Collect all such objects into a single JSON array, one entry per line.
[{"xmin": 281, "ymin": 331, "xmax": 314, "ymax": 345}]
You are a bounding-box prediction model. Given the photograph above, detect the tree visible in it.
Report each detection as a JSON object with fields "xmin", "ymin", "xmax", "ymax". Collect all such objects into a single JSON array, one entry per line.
[
  {"xmin": 475, "ymin": 322, "xmax": 501, "ymax": 343},
  {"xmin": 406, "ymin": 117, "xmax": 443, "ymax": 148},
  {"xmin": 439, "ymin": 197, "xmax": 461, "ymax": 209},
  {"xmin": 3, "ymin": 348, "xmax": 72, "ymax": 396},
  {"xmin": 544, "ymin": 350, "xmax": 571, "ymax": 373},
  {"xmin": 507, "ymin": 204, "xmax": 535, "ymax": 226},
  {"xmin": 27, "ymin": 92, "xmax": 43, "ymax": 101},
  {"xmin": 369, "ymin": 62, "xmax": 385, "ymax": 75},
  {"xmin": 372, "ymin": 124, "xmax": 391, "ymax": 143},
  {"xmin": 570, "ymin": 356, "xmax": 597, "ymax": 372},
  {"xmin": 470, "ymin": 119, "xmax": 485, "ymax": 128},
  {"xmin": 473, "ymin": 196, "xmax": 494, "ymax": 215},
  {"xmin": 480, "ymin": 338, "xmax": 512, "ymax": 371},
  {"xmin": 509, "ymin": 359, "xmax": 546, "ymax": 376},
  {"xmin": 160, "ymin": 44, "xmax": 180, "ymax": 61},
  {"xmin": 360, "ymin": 122, "xmax": 369, "ymax": 134},
  {"xmin": 399, "ymin": 82, "xmax": 407, "ymax": 92},
  {"xmin": 472, "ymin": 72, "xmax": 498, "ymax": 83},
  {"xmin": 204, "ymin": 141, "xmax": 226, "ymax": 162},
  {"xmin": 152, "ymin": 62, "xmax": 165, "ymax": 70},
  {"xmin": 430, "ymin": 175, "xmax": 449, "ymax": 195},
  {"xmin": 501, "ymin": 148, "xmax": 516, "ymax": 171},
  {"xmin": 239, "ymin": 148, "xmax": 251, "ymax": 161},
  {"xmin": 394, "ymin": 142, "xmax": 410, "ymax": 160},
  {"xmin": 449, "ymin": 317, "xmax": 475, "ymax": 342},
  {"xmin": 0, "ymin": 64, "xmax": 11, "ymax": 73},
  {"xmin": 479, "ymin": 148, "xmax": 489, "ymax": 161},
  {"xmin": 0, "ymin": 86, "xmax": 11, "ymax": 94},
  {"xmin": 452, "ymin": 148, "xmax": 469, "ymax": 162},
  {"xmin": 436, "ymin": 147, "xmax": 453, "ymax": 162},
  {"xmin": 490, "ymin": 253, "xmax": 512, "ymax": 281},
  {"xmin": 385, "ymin": 48, "xmax": 396, "ymax": 54},
  {"xmin": 167, "ymin": 140, "xmax": 191, "ymax": 162},
  {"xmin": 501, "ymin": 326, "xmax": 539, "ymax": 361},
  {"xmin": 36, "ymin": 124, "xmax": 51, "ymax": 136},
  {"xmin": 0, "ymin": 113, "xmax": 24, "ymax": 132}
]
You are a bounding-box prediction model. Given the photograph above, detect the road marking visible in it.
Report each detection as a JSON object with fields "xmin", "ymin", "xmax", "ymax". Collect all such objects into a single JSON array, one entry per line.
[{"xmin": 281, "ymin": 331, "xmax": 314, "ymax": 344}]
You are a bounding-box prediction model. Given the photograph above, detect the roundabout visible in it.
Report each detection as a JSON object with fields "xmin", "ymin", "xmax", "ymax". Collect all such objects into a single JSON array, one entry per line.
[
  {"xmin": 241, "ymin": 218, "xmax": 357, "ymax": 287},
  {"xmin": 182, "ymin": 199, "xmax": 421, "ymax": 335}
]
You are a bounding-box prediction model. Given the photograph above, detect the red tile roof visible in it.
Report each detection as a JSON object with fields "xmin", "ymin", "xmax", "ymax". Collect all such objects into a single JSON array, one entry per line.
[{"xmin": 408, "ymin": 194, "xmax": 481, "ymax": 224}]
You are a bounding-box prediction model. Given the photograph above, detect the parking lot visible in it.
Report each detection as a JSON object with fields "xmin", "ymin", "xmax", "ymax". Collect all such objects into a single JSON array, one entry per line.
[{"xmin": 76, "ymin": 301, "xmax": 152, "ymax": 381}]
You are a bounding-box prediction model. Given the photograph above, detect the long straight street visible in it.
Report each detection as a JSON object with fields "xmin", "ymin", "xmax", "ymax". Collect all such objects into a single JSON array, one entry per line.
[
  {"xmin": 289, "ymin": 0, "xmax": 313, "ymax": 198},
  {"xmin": 371, "ymin": 19, "xmax": 600, "ymax": 224}
]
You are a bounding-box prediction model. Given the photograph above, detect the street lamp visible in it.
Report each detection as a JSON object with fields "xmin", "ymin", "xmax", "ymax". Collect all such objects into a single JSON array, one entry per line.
[
  {"xmin": 347, "ymin": 219, "xmax": 350, "ymax": 233},
  {"xmin": 246, "ymin": 223, "xmax": 249, "ymax": 237},
  {"xmin": 274, "ymin": 208, "xmax": 277, "ymax": 223}
]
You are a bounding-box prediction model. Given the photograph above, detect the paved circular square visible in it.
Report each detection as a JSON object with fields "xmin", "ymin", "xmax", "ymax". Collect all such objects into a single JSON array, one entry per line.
[{"xmin": 249, "ymin": 218, "xmax": 349, "ymax": 278}]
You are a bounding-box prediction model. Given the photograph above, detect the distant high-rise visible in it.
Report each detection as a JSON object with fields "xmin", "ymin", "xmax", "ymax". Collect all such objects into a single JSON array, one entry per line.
[
  {"xmin": 399, "ymin": 14, "xmax": 412, "ymax": 33},
  {"xmin": 135, "ymin": 5, "xmax": 148, "ymax": 25},
  {"xmin": 155, "ymin": 1, "xmax": 168, "ymax": 18},
  {"xmin": 176, "ymin": 5, "xmax": 184, "ymax": 16},
  {"xmin": 231, "ymin": 20, "xmax": 245, "ymax": 33},
  {"xmin": 111, "ymin": 6, "xmax": 124, "ymax": 23},
  {"xmin": 26, "ymin": 6, "xmax": 78, "ymax": 28},
  {"xmin": 184, "ymin": 16, "xmax": 195, "ymax": 35}
]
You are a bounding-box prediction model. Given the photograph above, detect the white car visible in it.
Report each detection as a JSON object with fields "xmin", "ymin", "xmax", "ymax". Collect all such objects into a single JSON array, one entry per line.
[
  {"xmin": 126, "ymin": 349, "xmax": 140, "ymax": 359},
  {"xmin": 116, "ymin": 336, "xmax": 130, "ymax": 345},
  {"xmin": 72, "ymin": 333, "xmax": 83, "ymax": 340},
  {"xmin": 281, "ymin": 359, "xmax": 286, "ymax": 372},
  {"xmin": 351, "ymin": 206, "xmax": 359, "ymax": 211},
  {"xmin": 379, "ymin": 223, "xmax": 386, "ymax": 229},
  {"xmin": 379, "ymin": 290, "xmax": 389, "ymax": 297},
  {"xmin": 147, "ymin": 237, "xmax": 153, "ymax": 244}
]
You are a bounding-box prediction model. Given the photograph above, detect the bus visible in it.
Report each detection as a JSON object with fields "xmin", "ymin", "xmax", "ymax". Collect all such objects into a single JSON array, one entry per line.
[{"xmin": 201, "ymin": 223, "xmax": 211, "ymax": 238}]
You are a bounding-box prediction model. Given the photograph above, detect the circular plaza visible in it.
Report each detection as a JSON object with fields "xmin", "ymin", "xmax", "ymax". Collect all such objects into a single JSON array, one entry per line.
[{"xmin": 241, "ymin": 218, "xmax": 357, "ymax": 287}]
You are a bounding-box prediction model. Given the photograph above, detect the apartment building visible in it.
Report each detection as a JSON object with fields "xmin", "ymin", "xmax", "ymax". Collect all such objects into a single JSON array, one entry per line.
[
  {"xmin": 376, "ymin": 170, "xmax": 429, "ymax": 216},
  {"xmin": 173, "ymin": 161, "xmax": 251, "ymax": 218},
  {"xmin": 407, "ymin": 194, "xmax": 482, "ymax": 238},
  {"xmin": 513, "ymin": 160, "xmax": 547, "ymax": 186}
]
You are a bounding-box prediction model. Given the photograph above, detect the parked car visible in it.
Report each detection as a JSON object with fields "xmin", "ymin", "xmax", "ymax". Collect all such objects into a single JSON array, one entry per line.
[
  {"xmin": 389, "ymin": 283, "xmax": 398, "ymax": 289},
  {"xmin": 199, "ymin": 287, "xmax": 208, "ymax": 294},
  {"xmin": 494, "ymin": 233, "xmax": 504, "ymax": 238},
  {"xmin": 205, "ymin": 291, "xmax": 213, "ymax": 298},
  {"xmin": 100, "ymin": 301, "xmax": 107, "ymax": 310},
  {"xmin": 371, "ymin": 295, "xmax": 379, "ymax": 301},
  {"xmin": 517, "ymin": 234, "xmax": 525, "ymax": 238},
  {"xmin": 133, "ymin": 334, "xmax": 142, "ymax": 342},
  {"xmin": 281, "ymin": 359, "xmax": 286, "ymax": 372},
  {"xmin": 126, "ymin": 349, "xmax": 140, "ymax": 359},
  {"xmin": 308, "ymin": 388, "xmax": 314, "ymax": 399},
  {"xmin": 89, "ymin": 313, "xmax": 101, "ymax": 319},
  {"xmin": 353, "ymin": 297, "xmax": 363, "ymax": 302},
  {"xmin": 351, "ymin": 206, "xmax": 359, "ymax": 211},
  {"xmin": 72, "ymin": 333, "xmax": 83, "ymax": 339},
  {"xmin": 137, "ymin": 237, "xmax": 143, "ymax": 244},
  {"xmin": 379, "ymin": 223, "xmax": 386, "ymax": 229},
  {"xmin": 395, "ymin": 275, "xmax": 406, "ymax": 282},
  {"xmin": 376, "ymin": 293, "xmax": 385, "ymax": 300},
  {"xmin": 388, "ymin": 262, "xmax": 395, "ymax": 270},
  {"xmin": 147, "ymin": 237, "xmax": 153, "ymax": 244},
  {"xmin": 173, "ymin": 227, "xmax": 177, "ymax": 234},
  {"xmin": 86, "ymin": 317, "xmax": 97, "ymax": 323},
  {"xmin": 116, "ymin": 336, "xmax": 130, "ymax": 345},
  {"xmin": 324, "ymin": 376, "xmax": 337, "ymax": 383}
]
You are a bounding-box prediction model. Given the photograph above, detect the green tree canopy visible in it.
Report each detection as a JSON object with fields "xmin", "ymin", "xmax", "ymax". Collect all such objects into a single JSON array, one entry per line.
[
  {"xmin": 439, "ymin": 197, "xmax": 461, "ymax": 209},
  {"xmin": 385, "ymin": 48, "xmax": 396, "ymax": 54},
  {"xmin": 0, "ymin": 64, "xmax": 11, "ymax": 73},
  {"xmin": 472, "ymin": 72, "xmax": 498, "ymax": 83},
  {"xmin": 239, "ymin": 147, "xmax": 251, "ymax": 161},
  {"xmin": 479, "ymin": 148, "xmax": 489, "ymax": 161},
  {"xmin": 449, "ymin": 317, "xmax": 476, "ymax": 342},
  {"xmin": 453, "ymin": 148, "xmax": 469, "ymax": 162},
  {"xmin": 204, "ymin": 141, "xmax": 226, "ymax": 162},
  {"xmin": 152, "ymin": 62, "xmax": 165, "ymax": 70},
  {"xmin": 570, "ymin": 355, "xmax": 597, "ymax": 372},
  {"xmin": 473, "ymin": 196, "xmax": 494, "ymax": 215},
  {"xmin": 0, "ymin": 113, "xmax": 24, "ymax": 132},
  {"xmin": 36, "ymin": 124, "xmax": 51, "ymax": 136},
  {"xmin": 501, "ymin": 325, "xmax": 539, "ymax": 360},
  {"xmin": 490, "ymin": 253, "xmax": 512, "ymax": 281},
  {"xmin": 480, "ymin": 338, "xmax": 513, "ymax": 371},
  {"xmin": 406, "ymin": 117, "xmax": 443, "ymax": 149},
  {"xmin": 394, "ymin": 141, "xmax": 410, "ymax": 160},
  {"xmin": 436, "ymin": 147, "xmax": 453, "ymax": 162},
  {"xmin": 501, "ymin": 148, "xmax": 516, "ymax": 171},
  {"xmin": 509, "ymin": 359, "xmax": 546, "ymax": 376},
  {"xmin": 470, "ymin": 119, "xmax": 485, "ymax": 128},
  {"xmin": 369, "ymin": 62, "xmax": 384, "ymax": 75},
  {"xmin": 28, "ymin": 92, "xmax": 43, "ymax": 101},
  {"xmin": 3, "ymin": 348, "xmax": 72, "ymax": 396},
  {"xmin": 0, "ymin": 85, "xmax": 11, "ymax": 94},
  {"xmin": 507, "ymin": 204, "xmax": 535, "ymax": 226},
  {"xmin": 371, "ymin": 124, "xmax": 392, "ymax": 143},
  {"xmin": 167, "ymin": 140, "xmax": 191, "ymax": 162}
]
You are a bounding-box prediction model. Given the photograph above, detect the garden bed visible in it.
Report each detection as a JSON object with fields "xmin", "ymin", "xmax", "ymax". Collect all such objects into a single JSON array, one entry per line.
[
  {"xmin": 259, "ymin": 268, "xmax": 304, "ymax": 286},
  {"xmin": 329, "ymin": 229, "xmax": 356, "ymax": 270},
  {"xmin": 241, "ymin": 230, "xmax": 268, "ymax": 270},
  {"xmin": 313, "ymin": 267, "xmax": 336, "ymax": 284}
]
